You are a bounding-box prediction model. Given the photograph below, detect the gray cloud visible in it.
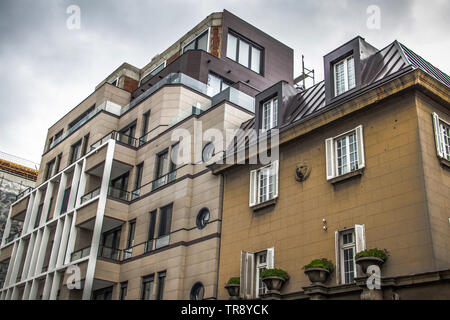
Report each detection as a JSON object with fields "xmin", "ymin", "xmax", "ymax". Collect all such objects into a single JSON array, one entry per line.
[{"xmin": 0, "ymin": 0, "xmax": 448, "ymax": 165}]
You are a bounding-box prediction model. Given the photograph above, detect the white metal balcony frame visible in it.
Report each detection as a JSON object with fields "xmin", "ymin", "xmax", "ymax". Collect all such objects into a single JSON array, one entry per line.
[{"xmin": 0, "ymin": 137, "xmax": 116, "ymax": 300}]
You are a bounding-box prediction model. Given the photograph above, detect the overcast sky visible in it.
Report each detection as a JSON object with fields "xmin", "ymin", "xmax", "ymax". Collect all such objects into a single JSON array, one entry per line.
[{"xmin": 0, "ymin": 0, "xmax": 449, "ymax": 166}]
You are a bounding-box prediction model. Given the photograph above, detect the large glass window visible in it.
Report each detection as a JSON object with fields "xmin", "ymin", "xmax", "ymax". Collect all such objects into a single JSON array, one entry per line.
[
  {"xmin": 69, "ymin": 140, "xmax": 82, "ymax": 164},
  {"xmin": 156, "ymin": 271, "xmax": 166, "ymax": 300},
  {"xmin": 156, "ymin": 149, "xmax": 169, "ymax": 179},
  {"xmin": 93, "ymin": 286, "xmax": 113, "ymax": 300},
  {"xmin": 227, "ymin": 32, "xmax": 263, "ymax": 74}
]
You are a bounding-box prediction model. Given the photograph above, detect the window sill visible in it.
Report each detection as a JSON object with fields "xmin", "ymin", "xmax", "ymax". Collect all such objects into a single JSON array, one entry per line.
[
  {"xmin": 439, "ymin": 157, "xmax": 450, "ymax": 168},
  {"xmin": 328, "ymin": 168, "xmax": 364, "ymax": 185},
  {"xmin": 251, "ymin": 197, "xmax": 277, "ymax": 212}
]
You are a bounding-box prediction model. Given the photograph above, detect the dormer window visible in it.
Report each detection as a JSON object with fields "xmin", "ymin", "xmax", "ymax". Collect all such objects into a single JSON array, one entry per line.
[
  {"xmin": 334, "ymin": 55, "xmax": 355, "ymax": 96},
  {"xmin": 261, "ymin": 97, "xmax": 278, "ymax": 131}
]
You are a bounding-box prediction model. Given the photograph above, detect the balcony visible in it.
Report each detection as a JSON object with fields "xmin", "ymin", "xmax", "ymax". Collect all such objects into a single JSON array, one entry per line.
[
  {"xmin": 80, "ymin": 188, "xmax": 100, "ymax": 205},
  {"xmin": 90, "ymin": 131, "xmax": 138, "ymax": 151},
  {"xmin": 70, "ymin": 246, "xmax": 91, "ymax": 262},
  {"xmin": 98, "ymin": 245, "xmax": 121, "ymax": 261},
  {"xmin": 107, "ymin": 186, "xmax": 130, "ymax": 202},
  {"xmin": 130, "ymin": 167, "xmax": 180, "ymax": 201}
]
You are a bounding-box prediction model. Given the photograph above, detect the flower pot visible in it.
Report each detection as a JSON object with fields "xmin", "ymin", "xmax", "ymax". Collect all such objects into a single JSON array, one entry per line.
[
  {"xmin": 355, "ymin": 257, "xmax": 385, "ymax": 274},
  {"xmin": 261, "ymin": 276, "xmax": 286, "ymax": 293},
  {"xmin": 304, "ymin": 267, "xmax": 330, "ymax": 284},
  {"xmin": 224, "ymin": 284, "xmax": 240, "ymax": 300}
]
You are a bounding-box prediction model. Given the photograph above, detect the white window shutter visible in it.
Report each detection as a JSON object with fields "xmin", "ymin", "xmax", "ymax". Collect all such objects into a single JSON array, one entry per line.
[
  {"xmin": 355, "ymin": 125, "xmax": 365, "ymax": 169},
  {"xmin": 325, "ymin": 138, "xmax": 335, "ymax": 180},
  {"xmin": 246, "ymin": 252, "xmax": 255, "ymax": 299},
  {"xmin": 272, "ymin": 161, "xmax": 279, "ymax": 199},
  {"xmin": 249, "ymin": 170, "xmax": 257, "ymax": 207},
  {"xmin": 267, "ymin": 247, "xmax": 274, "ymax": 269},
  {"xmin": 355, "ymin": 224, "xmax": 366, "ymax": 253},
  {"xmin": 432, "ymin": 113, "xmax": 444, "ymax": 158},
  {"xmin": 334, "ymin": 231, "xmax": 341, "ymax": 285}
]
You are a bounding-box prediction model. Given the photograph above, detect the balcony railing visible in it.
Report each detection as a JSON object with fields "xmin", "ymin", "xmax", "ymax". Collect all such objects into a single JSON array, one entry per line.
[
  {"xmin": 49, "ymin": 101, "xmax": 122, "ymax": 151},
  {"xmin": 80, "ymin": 187, "xmax": 100, "ymax": 204},
  {"xmin": 15, "ymin": 186, "xmax": 33, "ymax": 201},
  {"xmin": 98, "ymin": 245, "xmax": 121, "ymax": 261},
  {"xmin": 70, "ymin": 246, "xmax": 91, "ymax": 261},
  {"xmin": 130, "ymin": 167, "xmax": 180, "ymax": 202},
  {"xmin": 90, "ymin": 131, "xmax": 138, "ymax": 152},
  {"xmin": 107, "ymin": 186, "xmax": 131, "ymax": 202},
  {"xmin": 121, "ymin": 73, "xmax": 210, "ymax": 116}
]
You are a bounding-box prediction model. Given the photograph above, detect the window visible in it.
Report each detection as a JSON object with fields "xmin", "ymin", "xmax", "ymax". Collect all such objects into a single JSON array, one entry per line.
[
  {"xmin": 54, "ymin": 153, "xmax": 62, "ymax": 174},
  {"xmin": 335, "ymin": 225, "xmax": 365, "ymax": 284},
  {"xmin": 226, "ymin": 32, "xmax": 263, "ymax": 74},
  {"xmin": 156, "ymin": 149, "xmax": 169, "ymax": 179},
  {"xmin": 145, "ymin": 210, "xmax": 157, "ymax": 253},
  {"xmin": 134, "ymin": 163, "xmax": 144, "ymax": 190},
  {"xmin": 196, "ymin": 208, "xmax": 210, "ymax": 230},
  {"xmin": 118, "ymin": 122, "xmax": 136, "ymax": 146},
  {"xmin": 69, "ymin": 140, "xmax": 82, "ymax": 164},
  {"xmin": 432, "ymin": 113, "xmax": 450, "ymax": 161},
  {"xmin": 183, "ymin": 30, "xmax": 209, "ymax": 53},
  {"xmin": 60, "ymin": 187, "xmax": 71, "ymax": 214},
  {"xmin": 156, "ymin": 271, "xmax": 166, "ymax": 300},
  {"xmin": 127, "ymin": 220, "xmax": 136, "ymax": 249},
  {"xmin": 207, "ymin": 73, "xmax": 232, "ymax": 96},
  {"xmin": 54, "ymin": 130, "xmax": 63, "ymax": 141},
  {"xmin": 45, "ymin": 159, "xmax": 55, "ymax": 181},
  {"xmin": 141, "ymin": 111, "xmax": 150, "ymax": 137},
  {"xmin": 156, "ymin": 204, "xmax": 172, "ymax": 249},
  {"xmin": 81, "ymin": 134, "xmax": 90, "ymax": 156},
  {"xmin": 190, "ymin": 282, "xmax": 205, "ymax": 300},
  {"xmin": 170, "ymin": 143, "xmax": 179, "ymax": 173},
  {"xmin": 334, "ymin": 55, "xmax": 355, "ymax": 96},
  {"xmin": 109, "ymin": 172, "xmax": 129, "ymax": 200},
  {"xmin": 100, "ymin": 227, "xmax": 121, "ymax": 260},
  {"xmin": 249, "ymin": 161, "xmax": 279, "ymax": 207},
  {"xmin": 110, "ymin": 77, "xmax": 119, "ymax": 87},
  {"xmin": 119, "ymin": 282, "xmax": 128, "ymax": 300},
  {"xmin": 141, "ymin": 275, "xmax": 155, "ymax": 300},
  {"xmin": 240, "ymin": 248, "xmax": 274, "ymax": 299},
  {"xmin": 93, "ymin": 286, "xmax": 113, "ymax": 300},
  {"xmin": 47, "ymin": 137, "xmax": 53, "ymax": 151},
  {"xmin": 325, "ymin": 125, "xmax": 365, "ymax": 180},
  {"xmin": 34, "ymin": 204, "xmax": 43, "ymax": 228},
  {"xmin": 261, "ymin": 97, "xmax": 278, "ymax": 131}
]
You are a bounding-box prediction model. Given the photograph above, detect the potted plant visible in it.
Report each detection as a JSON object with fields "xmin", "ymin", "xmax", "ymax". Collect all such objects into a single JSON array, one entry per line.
[
  {"xmin": 224, "ymin": 277, "xmax": 240, "ymax": 299},
  {"xmin": 302, "ymin": 258, "xmax": 334, "ymax": 284},
  {"xmin": 355, "ymin": 248, "xmax": 388, "ymax": 274},
  {"xmin": 260, "ymin": 269, "xmax": 289, "ymax": 293}
]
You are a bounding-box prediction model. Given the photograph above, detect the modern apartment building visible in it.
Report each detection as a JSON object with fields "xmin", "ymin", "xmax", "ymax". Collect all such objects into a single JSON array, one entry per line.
[
  {"xmin": 212, "ymin": 37, "xmax": 450, "ymax": 300},
  {"xmin": 0, "ymin": 10, "xmax": 293, "ymax": 300}
]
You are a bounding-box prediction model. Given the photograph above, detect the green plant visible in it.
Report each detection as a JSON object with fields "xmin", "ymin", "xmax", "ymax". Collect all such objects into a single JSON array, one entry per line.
[
  {"xmin": 226, "ymin": 277, "xmax": 240, "ymax": 285},
  {"xmin": 302, "ymin": 258, "xmax": 335, "ymax": 273},
  {"xmin": 355, "ymin": 248, "xmax": 389, "ymax": 261},
  {"xmin": 260, "ymin": 268, "xmax": 289, "ymax": 280}
]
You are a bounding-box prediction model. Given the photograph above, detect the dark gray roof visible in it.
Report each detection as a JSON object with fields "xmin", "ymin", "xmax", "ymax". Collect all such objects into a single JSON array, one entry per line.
[{"xmin": 229, "ymin": 40, "xmax": 449, "ymax": 153}]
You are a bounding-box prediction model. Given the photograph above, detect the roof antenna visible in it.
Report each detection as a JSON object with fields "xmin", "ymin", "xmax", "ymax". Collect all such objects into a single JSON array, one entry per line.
[{"xmin": 294, "ymin": 55, "xmax": 315, "ymax": 90}]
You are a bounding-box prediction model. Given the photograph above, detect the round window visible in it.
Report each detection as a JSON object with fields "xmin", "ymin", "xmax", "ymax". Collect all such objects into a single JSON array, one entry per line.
[
  {"xmin": 190, "ymin": 282, "xmax": 205, "ymax": 300},
  {"xmin": 202, "ymin": 142, "xmax": 215, "ymax": 163},
  {"xmin": 196, "ymin": 208, "xmax": 210, "ymax": 229}
]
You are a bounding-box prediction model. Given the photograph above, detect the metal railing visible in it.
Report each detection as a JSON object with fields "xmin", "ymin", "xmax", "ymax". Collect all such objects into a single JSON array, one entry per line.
[
  {"xmin": 80, "ymin": 187, "xmax": 100, "ymax": 204},
  {"xmin": 15, "ymin": 186, "xmax": 33, "ymax": 201},
  {"xmin": 90, "ymin": 131, "xmax": 138, "ymax": 151},
  {"xmin": 130, "ymin": 167, "xmax": 180, "ymax": 202},
  {"xmin": 108, "ymin": 186, "xmax": 131, "ymax": 202},
  {"xmin": 70, "ymin": 246, "xmax": 91, "ymax": 261},
  {"xmin": 98, "ymin": 245, "xmax": 122, "ymax": 261}
]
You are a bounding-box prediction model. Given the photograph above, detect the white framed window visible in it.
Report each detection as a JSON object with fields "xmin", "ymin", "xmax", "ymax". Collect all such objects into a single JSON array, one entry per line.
[
  {"xmin": 240, "ymin": 248, "xmax": 274, "ymax": 299},
  {"xmin": 261, "ymin": 97, "xmax": 278, "ymax": 131},
  {"xmin": 334, "ymin": 55, "xmax": 355, "ymax": 96},
  {"xmin": 249, "ymin": 161, "xmax": 279, "ymax": 207},
  {"xmin": 432, "ymin": 112, "xmax": 450, "ymax": 161},
  {"xmin": 335, "ymin": 225, "xmax": 365, "ymax": 284},
  {"xmin": 325, "ymin": 125, "xmax": 365, "ymax": 180},
  {"xmin": 226, "ymin": 32, "xmax": 263, "ymax": 74}
]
